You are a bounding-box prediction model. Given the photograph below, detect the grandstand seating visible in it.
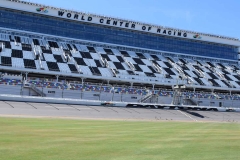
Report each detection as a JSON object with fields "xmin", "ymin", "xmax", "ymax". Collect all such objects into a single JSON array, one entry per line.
[
  {"xmin": 0, "ymin": 33, "xmax": 240, "ymax": 91},
  {"xmin": 1, "ymin": 33, "xmax": 240, "ymax": 102},
  {"xmin": 1, "ymin": 76, "xmax": 240, "ymax": 102}
]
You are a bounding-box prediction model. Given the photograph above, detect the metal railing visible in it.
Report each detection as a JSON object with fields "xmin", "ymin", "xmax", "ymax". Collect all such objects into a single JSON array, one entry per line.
[{"xmin": 23, "ymin": 84, "xmax": 46, "ymax": 97}]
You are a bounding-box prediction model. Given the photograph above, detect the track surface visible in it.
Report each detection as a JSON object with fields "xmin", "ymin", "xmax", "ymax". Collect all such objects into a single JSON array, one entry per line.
[{"xmin": 0, "ymin": 101, "xmax": 239, "ymax": 122}]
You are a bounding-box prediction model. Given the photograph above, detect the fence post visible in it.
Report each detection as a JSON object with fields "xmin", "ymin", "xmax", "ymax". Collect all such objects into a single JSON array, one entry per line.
[
  {"xmin": 80, "ymin": 89, "xmax": 83, "ymax": 99},
  {"xmin": 121, "ymin": 92, "xmax": 123, "ymax": 102},
  {"xmin": 111, "ymin": 91, "xmax": 114, "ymax": 101},
  {"xmin": 42, "ymin": 79, "xmax": 44, "ymax": 97},
  {"xmin": 99, "ymin": 84, "xmax": 102, "ymax": 101}
]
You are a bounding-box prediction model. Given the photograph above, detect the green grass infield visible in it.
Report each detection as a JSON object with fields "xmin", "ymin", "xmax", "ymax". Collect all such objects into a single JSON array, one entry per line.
[{"xmin": 0, "ymin": 117, "xmax": 240, "ymax": 160}]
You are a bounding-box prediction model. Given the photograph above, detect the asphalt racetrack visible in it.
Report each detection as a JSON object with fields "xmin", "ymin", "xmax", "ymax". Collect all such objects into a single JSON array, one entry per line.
[{"xmin": 0, "ymin": 101, "xmax": 240, "ymax": 123}]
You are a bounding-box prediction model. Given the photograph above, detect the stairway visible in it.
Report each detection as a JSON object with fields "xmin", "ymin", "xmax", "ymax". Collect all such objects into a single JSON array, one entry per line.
[
  {"xmin": 172, "ymin": 89, "xmax": 183, "ymax": 105},
  {"xmin": 184, "ymin": 98, "xmax": 197, "ymax": 105},
  {"xmin": 139, "ymin": 92, "xmax": 154, "ymax": 103},
  {"xmin": 24, "ymin": 84, "xmax": 46, "ymax": 97}
]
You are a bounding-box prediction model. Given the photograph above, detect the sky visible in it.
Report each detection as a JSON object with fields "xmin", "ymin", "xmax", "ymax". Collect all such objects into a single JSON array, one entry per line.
[{"xmin": 28, "ymin": 0, "xmax": 240, "ymax": 39}]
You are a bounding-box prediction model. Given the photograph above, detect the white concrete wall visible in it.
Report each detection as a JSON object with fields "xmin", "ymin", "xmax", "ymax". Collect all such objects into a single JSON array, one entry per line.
[
  {"xmin": 0, "ymin": 85, "xmax": 239, "ymax": 107},
  {"xmin": 0, "ymin": 85, "xmax": 21, "ymax": 95},
  {"xmin": 192, "ymin": 98, "xmax": 240, "ymax": 108}
]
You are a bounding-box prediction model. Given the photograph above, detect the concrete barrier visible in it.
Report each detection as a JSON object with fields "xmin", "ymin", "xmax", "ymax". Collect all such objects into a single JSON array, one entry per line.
[
  {"xmin": 0, "ymin": 94, "xmax": 127, "ymax": 107},
  {"xmin": 0, "ymin": 94, "xmax": 238, "ymax": 112}
]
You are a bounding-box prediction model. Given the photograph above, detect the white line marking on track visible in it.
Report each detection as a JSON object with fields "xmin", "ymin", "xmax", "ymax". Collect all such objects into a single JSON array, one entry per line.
[
  {"xmin": 178, "ymin": 110, "xmax": 198, "ymax": 122},
  {"xmin": 55, "ymin": 107, "xmax": 74, "ymax": 109}
]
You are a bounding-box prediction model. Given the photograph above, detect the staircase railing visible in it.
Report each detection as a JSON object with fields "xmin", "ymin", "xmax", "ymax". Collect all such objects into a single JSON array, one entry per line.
[
  {"xmin": 74, "ymin": 60, "xmax": 82, "ymax": 73},
  {"xmin": 24, "ymin": 84, "xmax": 46, "ymax": 97},
  {"xmin": 123, "ymin": 58, "xmax": 135, "ymax": 71},
  {"xmin": 110, "ymin": 68, "xmax": 117, "ymax": 77},
  {"xmin": 38, "ymin": 56, "xmax": 44, "ymax": 70},
  {"xmin": 212, "ymin": 93, "xmax": 221, "ymax": 99},
  {"xmin": 67, "ymin": 54, "xmax": 72, "ymax": 63},
  {"xmin": 152, "ymin": 61, "xmax": 162, "ymax": 73},
  {"xmin": 138, "ymin": 92, "xmax": 153, "ymax": 103},
  {"xmin": 104, "ymin": 58, "xmax": 109, "ymax": 68},
  {"xmin": 31, "ymin": 85, "xmax": 46, "ymax": 97},
  {"xmin": 215, "ymin": 70, "xmax": 225, "ymax": 80},
  {"xmin": 61, "ymin": 47, "xmax": 67, "ymax": 62},
  {"xmin": 184, "ymin": 98, "xmax": 198, "ymax": 105}
]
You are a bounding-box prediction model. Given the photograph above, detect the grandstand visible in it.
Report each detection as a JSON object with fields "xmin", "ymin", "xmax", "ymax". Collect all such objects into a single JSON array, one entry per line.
[{"xmin": 0, "ymin": 0, "xmax": 240, "ymax": 109}]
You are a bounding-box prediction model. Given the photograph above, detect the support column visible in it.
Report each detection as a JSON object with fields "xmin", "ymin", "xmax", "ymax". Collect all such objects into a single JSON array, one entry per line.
[
  {"xmin": 81, "ymin": 78, "xmax": 85, "ymax": 85},
  {"xmin": 211, "ymin": 89, "xmax": 214, "ymax": 94},
  {"xmin": 81, "ymin": 78, "xmax": 85, "ymax": 99},
  {"xmin": 20, "ymin": 72, "xmax": 23, "ymax": 96},
  {"xmin": 111, "ymin": 85, "xmax": 115, "ymax": 101},
  {"xmin": 130, "ymin": 82, "xmax": 133, "ymax": 88},
  {"xmin": 152, "ymin": 84, "xmax": 155, "ymax": 91},
  {"xmin": 99, "ymin": 83, "xmax": 103, "ymax": 101},
  {"xmin": 25, "ymin": 72, "xmax": 29, "ymax": 81},
  {"xmin": 121, "ymin": 90, "xmax": 123, "ymax": 102},
  {"xmin": 56, "ymin": 75, "xmax": 59, "ymax": 82},
  {"xmin": 20, "ymin": 72, "xmax": 24, "ymax": 84}
]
